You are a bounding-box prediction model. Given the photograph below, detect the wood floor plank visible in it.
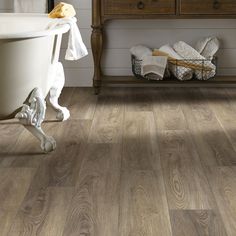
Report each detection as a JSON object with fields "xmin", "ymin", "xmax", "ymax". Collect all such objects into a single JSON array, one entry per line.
[
  {"xmin": 6, "ymin": 153, "xmax": 63, "ymax": 235},
  {"xmin": 124, "ymin": 88, "xmax": 153, "ymax": 112},
  {"xmin": 88, "ymin": 88, "xmax": 124, "ymax": 143},
  {"xmin": 159, "ymin": 130, "xmax": 215, "ymax": 210},
  {"xmin": 0, "ymin": 118, "xmax": 88, "ymax": 169},
  {"xmin": 121, "ymin": 111, "xmax": 172, "ymax": 235},
  {"xmin": 119, "ymin": 170, "xmax": 172, "ymax": 236},
  {"xmin": 223, "ymin": 88, "xmax": 236, "ymax": 148},
  {"xmin": 68, "ymin": 88, "xmax": 97, "ymax": 120},
  {"xmin": 0, "ymin": 209, "xmax": 18, "ymax": 236},
  {"xmin": 201, "ymin": 88, "xmax": 236, "ymax": 124},
  {"xmin": 37, "ymin": 187, "xmax": 73, "ymax": 236},
  {"xmin": 153, "ymin": 88, "xmax": 188, "ymax": 130},
  {"xmin": 62, "ymin": 144, "xmax": 121, "ymax": 236},
  {"xmin": 201, "ymin": 88, "xmax": 236, "ymax": 151},
  {"xmin": 0, "ymin": 121, "xmax": 24, "ymax": 166},
  {"xmin": 0, "ymin": 128, "xmax": 45, "ymax": 168},
  {"xmin": 122, "ymin": 111, "xmax": 160, "ymax": 171},
  {"xmin": 207, "ymin": 166, "xmax": 236, "ymax": 236},
  {"xmin": 9, "ymin": 187, "xmax": 73, "ymax": 236},
  {"xmin": 181, "ymin": 88, "xmax": 236, "ymax": 166},
  {"xmin": 0, "ymin": 168, "xmax": 35, "ymax": 236},
  {"xmin": 170, "ymin": 210, "xmax": 227, "ymax": 236},
  {"xmin": 1, "ymin": 87, "xmax": 236, "ymax": 235},
  {"xmin": 0, "ymin": 168, "xmax": 35, "ymax": 211},
  {"xmin": 47, "ymin": 120, "xmax": 92, "ymax": 187}
]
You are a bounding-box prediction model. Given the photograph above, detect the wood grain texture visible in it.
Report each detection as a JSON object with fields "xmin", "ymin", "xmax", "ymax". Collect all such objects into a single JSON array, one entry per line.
[
  {"xmin": 0, "ymin": 121, "xmax": 24, "ymax": 166},
  {"xmin": 1, "ymin": 88, "xmax": 236, "ymax": 235},
  {"xmin": 170, "ymin": 210, "xmax": 227, "ymax": 236},
  {"xmin": 223, "ymin": 88, "xmax": 236, "ymax": 148},
  {"xmin": 119, "ymin": 170, "xmax": 172, "ymax": 236},
  {"xmin": 47, "ymin": 120, "xmax": 91, "ymax": 187},
  {"xmin": 63, "ymin": 144, "xmax": 121, "ymax": 236},
  {"xmin": 207, "ymin": 166, "xmax": 236, "ymax": 236},
  {"xmin": 0, "ymin": 168, "xmax": 35, "ymax": 211},
  {"xmin": 159, "ymin": 130, "xmax": 214, "ymax": 210},
  {"xmin": 122, "ymin": 111, "xmax": 160, "ymax": 170},
  {"xmin": 0, "ymin": 209, "xmax": 18, "ymax": 236},
  {"xmin": 181, "ymin": 88, "xmax": 236, "ymax": 166},
  {"xmin": 68, "ymin": 88, "xmax": 97, "ymax": 120},
  {"xmin": 88, "ymin": 88, "xmax": 124, "ymax": 143},
  {"xmin": 121, "ymin": 110, "xmax": 172, "ymax": 235},
  {"xmin": 180, "ymin": 0, "xmax": 236, "ymax": 15},
  {"xmin": 124, "ymin": 88, "xmax": 153, "ymax": 112},
  {"xmin": 9, "ymin": 187, "xmax": 73, "ymax": 236},
  {"xmin": 201, "ymin": 88, "xmax": 236, "ymax": 152},
  {"xmin": 153, "ymin": 88, "xmax": 188, "ymax": 130},
  {"xmin": 7, "ymin": 162, "xmax": 52, "ymax": 235},
  {"xmin": 35, "ymin": 187, "xmax": 73, "ymax": 236},
  {"xmin": 0, "ymin": 128, "xmax": 45, "ymax": 168},
  {"xmin": 0, "ymin": 168, "xmax": 35, "ymax": 236},
  {"xmin": 103, "ymin": 0, "xmax": 176, "ymax": 15}
]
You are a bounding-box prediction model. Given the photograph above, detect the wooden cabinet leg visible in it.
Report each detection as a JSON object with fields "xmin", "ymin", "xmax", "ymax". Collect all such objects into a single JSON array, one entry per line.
[{"xmin": 91, "ymin": 25, "xmax": 103, "ymax": 95}]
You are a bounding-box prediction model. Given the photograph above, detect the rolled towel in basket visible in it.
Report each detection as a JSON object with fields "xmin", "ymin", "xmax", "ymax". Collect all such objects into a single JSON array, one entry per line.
[
  {"xmin": 141, "ymin": 56, "xmax": 168, "ymax": 80},
  {"xmin": 173, "ymin": 41, "xmax": 216, "ymax": 80},
  {"xmin": 156, "ymin": 45, "xmax": 193, "ymax": 81},
  {"xmin": 195, "ymin": 37, "xmax": 220, "ymax": 60},
  {"xmin": 130, "ymin": 45, "xmax": 152, "ymax": 60}
]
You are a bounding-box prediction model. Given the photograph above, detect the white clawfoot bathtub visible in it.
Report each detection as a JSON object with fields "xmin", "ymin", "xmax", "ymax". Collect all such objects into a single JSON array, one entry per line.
[{"xmin": 0, "ymin": 14, "xmax": 70, "ymax": 152}]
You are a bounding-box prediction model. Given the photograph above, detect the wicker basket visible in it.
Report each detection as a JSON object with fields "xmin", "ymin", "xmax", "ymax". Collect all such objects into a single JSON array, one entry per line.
[{"xmin": 131, "ymin": 55, "xmax": 217, "ymax": 81}]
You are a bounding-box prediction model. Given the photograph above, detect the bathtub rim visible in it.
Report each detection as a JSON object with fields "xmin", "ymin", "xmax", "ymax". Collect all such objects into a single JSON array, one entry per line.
[{"xmin": 0, "ymin": 13, "xmax": 70, "ymax": 39}]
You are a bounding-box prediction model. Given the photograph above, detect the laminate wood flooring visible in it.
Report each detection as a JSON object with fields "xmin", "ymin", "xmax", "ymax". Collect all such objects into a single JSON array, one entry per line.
[{"xmin": 0, "ymin": 87, "xmax": 236, "ymax": 236}]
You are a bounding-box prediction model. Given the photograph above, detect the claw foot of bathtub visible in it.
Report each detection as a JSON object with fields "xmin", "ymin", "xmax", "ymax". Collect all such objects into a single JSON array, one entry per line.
[
  {"xmin": 49, "ymin": 95, "xmax": 71, "ymax": 121},
  {"xmin": 56, "ymin": 107, "xmax": 70, "ymax": 121},
  {"xmin": 15, "ymin": 88, "xmax": 56, "ymax": 153},
  {"xmin": 25, "ymin": 126, "xmax": 56, "ymax": 153},
  {"xmin": 49, "ymin": 62, "xmax": 70, "ymax": 121},
  {"xmin": 40, "ymin": 134, "xmax": 56, "ymax": 153}
]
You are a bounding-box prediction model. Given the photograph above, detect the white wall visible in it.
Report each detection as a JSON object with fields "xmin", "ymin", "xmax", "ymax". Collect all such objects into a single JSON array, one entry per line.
[{"xmin": 2, "ymin": 0, "xmax": 236, "ymax": 86}]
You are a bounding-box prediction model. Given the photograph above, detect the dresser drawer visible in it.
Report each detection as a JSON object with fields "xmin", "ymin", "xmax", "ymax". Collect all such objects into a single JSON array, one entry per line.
[
  {"xmin": 180, "ymin": 0, "xmax": 236, "ymax": 15},
  {"xmin": 103, "ymin": 0, "xmax": 176, "ymax": 15}
]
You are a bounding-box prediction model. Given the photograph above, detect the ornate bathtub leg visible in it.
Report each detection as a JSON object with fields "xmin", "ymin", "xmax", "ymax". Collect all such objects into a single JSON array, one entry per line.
[
  {"xmin": 15, "ymin": 88, "xmax": 56, "ymax": 153},
  {"xmin": 49, "ymin": 62, "xmax": 70, "ymax": 121}
]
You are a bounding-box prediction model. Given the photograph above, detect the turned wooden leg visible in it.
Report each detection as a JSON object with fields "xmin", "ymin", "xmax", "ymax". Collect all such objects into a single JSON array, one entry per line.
[
  {"xmin": 15, "ymin": 88, "xmax": 56, "ymax": 153},
  {"xmin": 91, "ymin": 25, "xmax": 103, "ymax": 95},
  {"xmin": 48, "ymin": 62, "xmax": 70, "ymax": 121}
]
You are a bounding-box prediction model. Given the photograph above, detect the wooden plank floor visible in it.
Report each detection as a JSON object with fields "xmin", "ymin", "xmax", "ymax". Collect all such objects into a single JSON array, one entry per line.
[{"xmin": 1, "ymin": 87, "xmax": 236, "ymax": 236}]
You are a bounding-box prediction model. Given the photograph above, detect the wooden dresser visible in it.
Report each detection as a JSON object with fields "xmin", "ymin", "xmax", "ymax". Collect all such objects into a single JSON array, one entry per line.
[{"xmin": 91, "ymin": 0, "xmax": 236, "ymax": 94}]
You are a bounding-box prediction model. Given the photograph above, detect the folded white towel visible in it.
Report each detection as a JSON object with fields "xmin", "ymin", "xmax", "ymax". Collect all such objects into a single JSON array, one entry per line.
[
  {"xmin": 141, "ymin": 56, "xmax": 167, "ymax": 80},
  {"xmin": 14, "ymin": 0, "xmax": 47, "ymax": 13},
  {"xmin": 173, "ymin": 41, "xmax": 216, "ymax": 80},
  {"xmin": 48, "ymin": 17, "xmax": 88, "ymax": 61},
  {"xmin": 130, "ymin": 45, "xmax": 152, "ymax": 60},
  {"xmin": 159, "ymin": 44, "xmax": 193, "ymax": 81},
  {"xmin": 195, "ymin": 37, "xmax": 220, "ymax": 60}
]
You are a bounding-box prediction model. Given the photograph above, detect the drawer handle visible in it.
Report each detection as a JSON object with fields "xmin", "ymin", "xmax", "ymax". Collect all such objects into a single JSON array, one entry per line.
[
  {"xmin": 137, "ymin": 1, "xmax": 145, "ymax": 10},
  {"xmin": 213, "ymin": 0, "xmax": 220, "ymax": 9}
]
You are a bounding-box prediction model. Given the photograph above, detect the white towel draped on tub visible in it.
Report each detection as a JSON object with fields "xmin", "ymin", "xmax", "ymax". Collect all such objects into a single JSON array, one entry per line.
[
  {"xmin": 47, "ymin": 17, "xmax": 88, "ymax": 61},
  {"xmin": 14, "ymin": 0, "xmax": 47, "ymax": 13}
]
